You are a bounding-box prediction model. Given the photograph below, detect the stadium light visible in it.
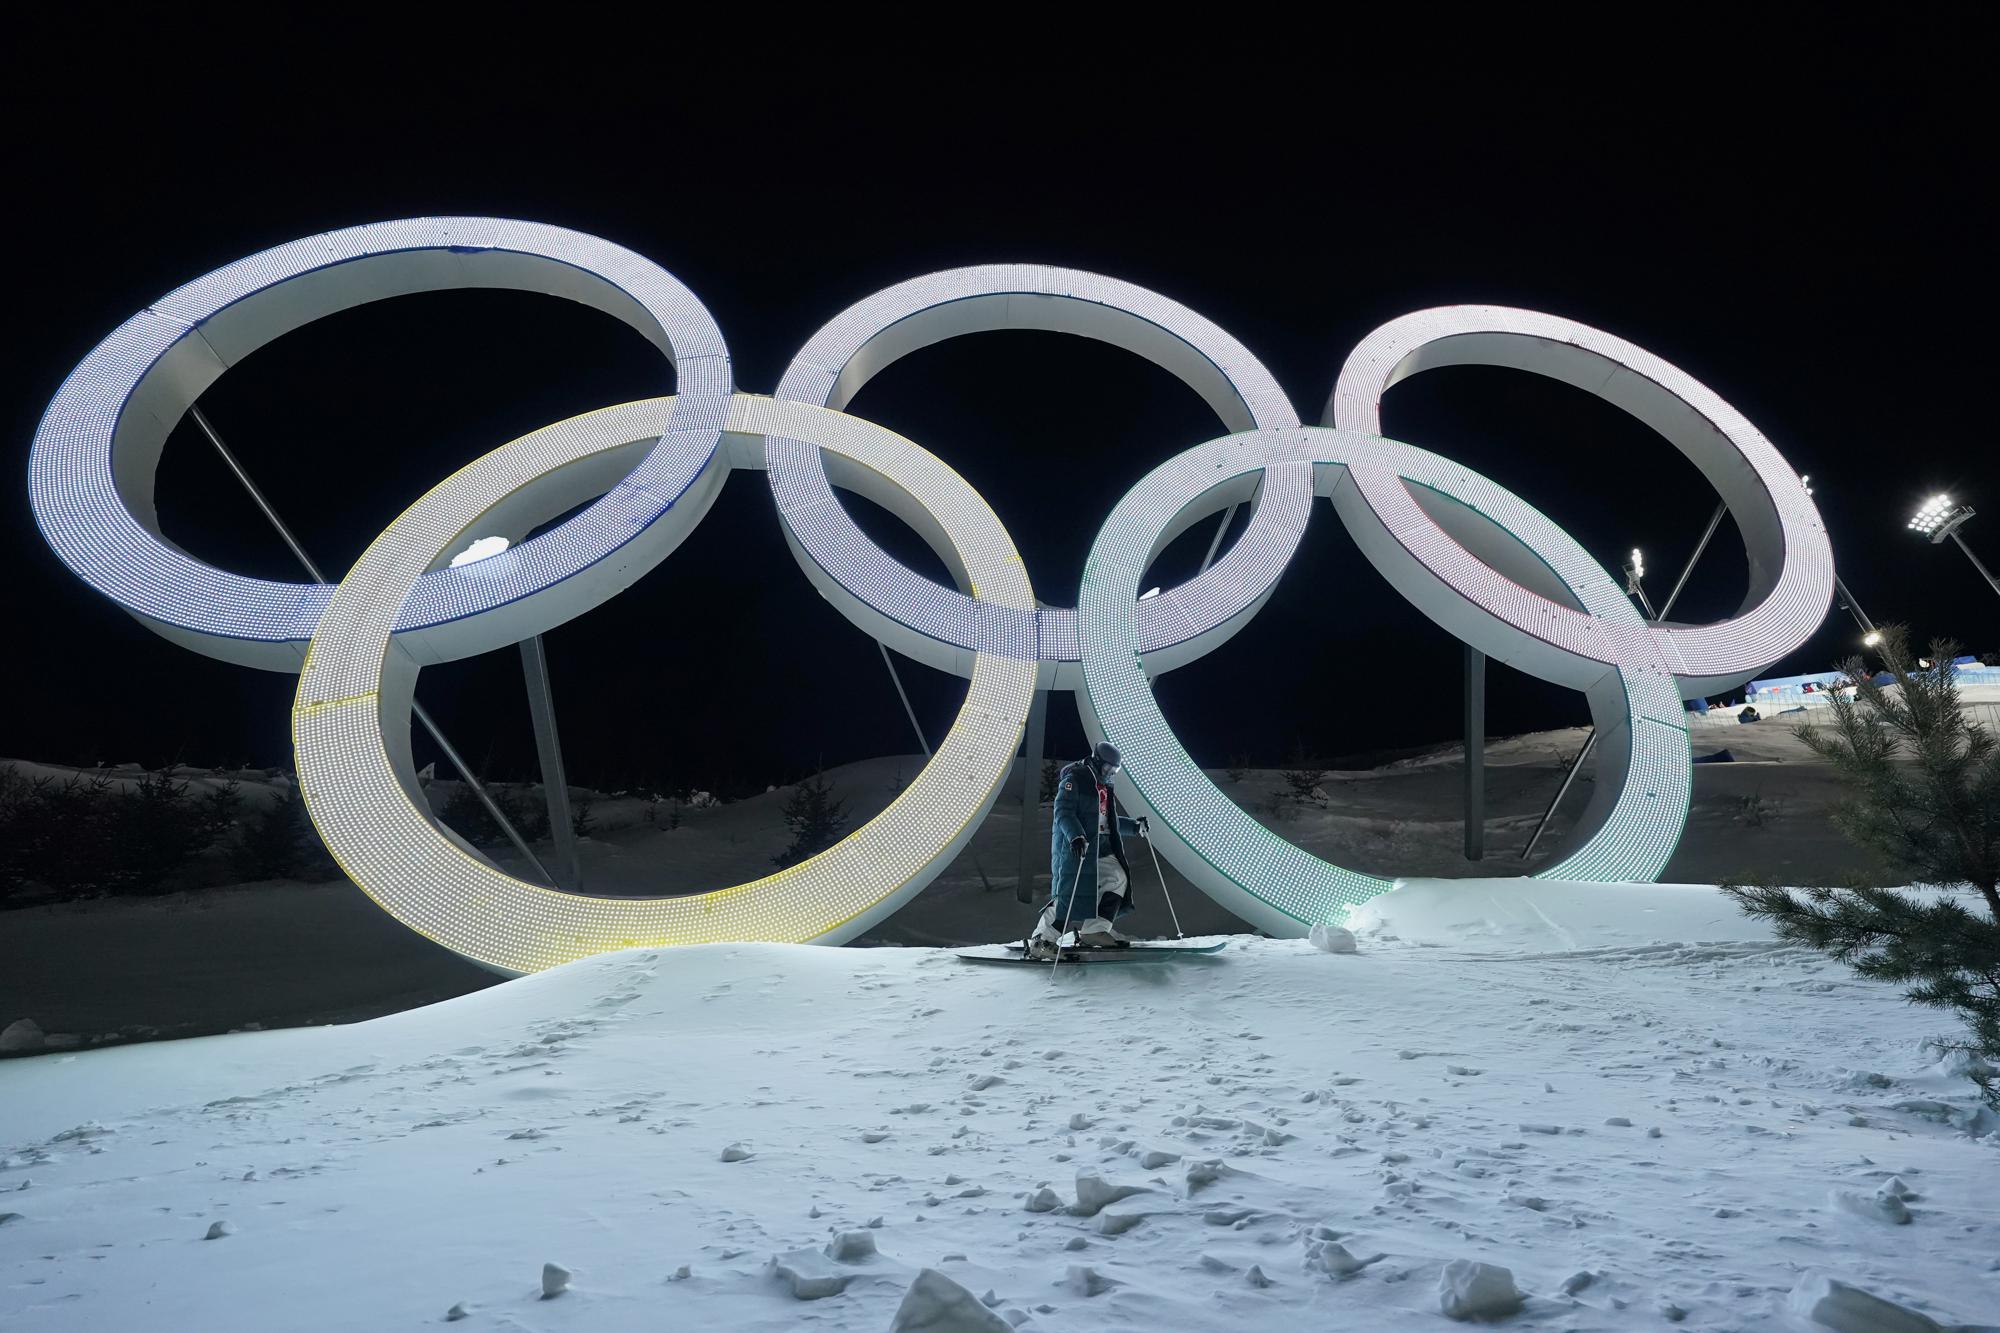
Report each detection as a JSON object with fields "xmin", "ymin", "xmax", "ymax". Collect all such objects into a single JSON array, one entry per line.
[
  {"xmin": 1909, "ymin": 494, "xmax": 1972, "ymax": 542},
  {"xmin": 1908, "ymin": 495, "xmax": 2000, "ymax": 600},
  {"xmin": 1621, "ymin": 548, "xmax": 1657, "ymax": 620}
]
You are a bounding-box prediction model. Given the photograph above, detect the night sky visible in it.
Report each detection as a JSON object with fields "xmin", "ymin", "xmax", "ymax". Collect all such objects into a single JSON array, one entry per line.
[{"xmin": 4, "ymin": 49, "xmax": 1989, "ymax": 798}]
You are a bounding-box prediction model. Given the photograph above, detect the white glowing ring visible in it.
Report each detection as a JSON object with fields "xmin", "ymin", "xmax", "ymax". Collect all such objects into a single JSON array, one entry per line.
[
  {"xmin": 27, "ymin": 217, "xmax": 732, "ymax": 671},
  {"xmin": 772, "ymin": 265, "xmax": 1307, "ymax": 686},
  {"xmin": 1077, "ymin": 428, "xmax": 1692, "ymax": 936},
  {"xmin": 1327, "ymin": 306, "xmax": 1834, "ymax": 697},
  {"xmin": 293, "ymin": 395, "xmax": 1034, "ymax": 976}
]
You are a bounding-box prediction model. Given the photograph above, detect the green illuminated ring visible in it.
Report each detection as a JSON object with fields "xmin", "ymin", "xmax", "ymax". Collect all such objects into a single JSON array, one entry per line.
[
  {"xmin": 294, "ymin": 395, "xmax": 1035, "ymax": 976},
  {"xmin": 1076, "ymin": 428, "xmax": 1691, "ymax": 935}
]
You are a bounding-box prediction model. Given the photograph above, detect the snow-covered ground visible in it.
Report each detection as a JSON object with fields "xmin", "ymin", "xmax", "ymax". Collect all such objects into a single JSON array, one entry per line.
[{"xmin": 2, "ymin": 880, "xmax": 1994, "ymax": 1330}]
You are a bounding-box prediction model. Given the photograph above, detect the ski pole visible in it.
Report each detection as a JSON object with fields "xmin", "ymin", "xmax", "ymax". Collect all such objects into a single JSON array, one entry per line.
[
  {"xmin": 1143, "ymin": 830, "xmax": 1185, "ymax": 940},
  {"xmin": 1052, "ymin": 847, "xmax": 1088, "ymax": 976}
]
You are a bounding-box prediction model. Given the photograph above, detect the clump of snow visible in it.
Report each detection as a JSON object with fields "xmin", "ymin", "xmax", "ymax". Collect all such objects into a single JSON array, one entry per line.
[
  {"xmin": 1787, "ymin": 1271, "xmax": 1942, "ymax": 1332},
  {"xmin": 1022, "ymin": 1187, "xmax": 1061, "ymax": 1213},
  {"xmin": 203, "ymin": 1220, "xmax": 233, "ymax": 1241},
  {"xmin": 1308, "ymin": 924, "xmax": 1357, "ymax": 954},
  {"xmin": 1829, "ymin": 1185, "xmax": 1913, "ymax": 1224},
  {"xmin": 824, "ymin": 1231, "xmax": 877, "ymax": 1262},
  {"xmin": 1437, "ymin": 1259, "xmax": 1522, "ymax": 1320},
  {"xmin": 1061, "ymin": 1265, "xmax": 1118, "ymax": 1297},
  {"xmin": 720, "ymin": 1143, "xmax": 752, "ymax": 1162},
  {"xmin": 770, "ymin": 1248, "xmax": 860, "ymax": 1300},
  {"xmin": 539, "ymin": 1262, "xmax": 570, "ymax": 1298},
  {"xmin": 444, "ymin": 1300, "xmax": 469, "ymax": 1321},
  {"xmin": 887, "ymin": 1268, "xmax": 1012, "ymax": 1332},
  {"xmin": 1069, "ymin": 1172, "xmax": 1148, "ymax": 1217},
  {"xmin": 1304, "ymin": 1233, "xmax": 1382, "ymax": 1280}
]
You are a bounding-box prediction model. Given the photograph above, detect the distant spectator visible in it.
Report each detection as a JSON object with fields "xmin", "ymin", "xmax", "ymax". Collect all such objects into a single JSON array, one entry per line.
[{"xmin": 1739, "ymin": 705, "xmax": 1761, "ymax": 724}]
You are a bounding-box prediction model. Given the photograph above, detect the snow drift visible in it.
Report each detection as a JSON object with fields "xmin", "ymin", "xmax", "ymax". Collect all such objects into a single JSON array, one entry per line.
[{"xmin": 2, "ymin": 880, "xmax": 1994, "ymax": 1330}]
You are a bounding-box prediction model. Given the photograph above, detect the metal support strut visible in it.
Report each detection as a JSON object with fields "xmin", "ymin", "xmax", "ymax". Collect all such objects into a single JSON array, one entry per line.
[
  {"xmin": 877, "ymin": 639, "xmax": 997, "ymax": 893},
  {"xmin": 1198, "ymin": 475, "xmax": 1262, "ymax": 575},
  {"xmin": 1951, "ymin": 530, "xmax": 2000, "ymax": 600},
  {"xmin": 191, "ymin": 405, "xmax": 559, "ymax": 888},
  {"xmin": 520, "ymin": 635, "xmax": 581, "ymax": 890},
  {"xmin": 1015, "ymin": 688, "xmax": 1049, "ymax": 903},
  {"xmin": 1657, "ymin": 500, "xmax": 1725, "ymax": 623},
  {"xmin": 1521, "ymin": 730, "xmax": 1594, "ymax": 862},
  {"xmin": 1527, "ymin": 500, "xmax": 1723, "ymax": 862},
  {"xmin": 1464, "ymin": 645, "xmax": 1485, "ymax": 861}
]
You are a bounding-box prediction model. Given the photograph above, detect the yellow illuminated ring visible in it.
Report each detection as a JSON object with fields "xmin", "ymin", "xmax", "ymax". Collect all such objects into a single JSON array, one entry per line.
[{"xmin": 293, "ymin": 395, "xmax": 1035, "ymax": 976}]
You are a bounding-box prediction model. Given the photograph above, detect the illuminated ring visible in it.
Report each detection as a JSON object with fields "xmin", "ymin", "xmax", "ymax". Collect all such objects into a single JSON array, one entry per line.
[
  {"xmin": 772, "ymin": 265, "xmax": 1306, "ymax": 686},
  {"xmin": 1327, "ymin": 306, "xmax": 1834, "ymax": 697},
  {"xmin": 293, "ymin": 394, "xmax": 1035, "ymax": 976},
  {"xmin": 28, "ymin": 217, "xmax": 733, "ymax": 671},
  {"xmin": 1077, "ymin": 428, "xmax": 1692, "ymax": 936}
]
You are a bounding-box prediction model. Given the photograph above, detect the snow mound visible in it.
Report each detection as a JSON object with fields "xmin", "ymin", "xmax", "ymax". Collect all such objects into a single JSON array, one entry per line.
[
  {"xmin": 888, "ymin": 1268, "xmax": 1012, "ymax": 1332},
  {"xmin": 1, "ymin": 935, "xmax": 1992, "ymax": 1330},
  {"xmin": 1787, "ymin": 1271, "xmax": 1942, "ymax": 1332},
  {"xmin": 1347, "ymin": 877, "xmax": 1781, "ymax": 951}
]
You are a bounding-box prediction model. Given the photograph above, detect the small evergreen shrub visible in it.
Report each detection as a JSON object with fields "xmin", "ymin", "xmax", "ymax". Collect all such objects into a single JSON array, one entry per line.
[
  {"xmin": 1724, "ymin": 629, "xmax": 2000, "ymax": 1109},
  {"xmin": 773, "ymin": 769, "xmax": 848, "ymax": 870}
]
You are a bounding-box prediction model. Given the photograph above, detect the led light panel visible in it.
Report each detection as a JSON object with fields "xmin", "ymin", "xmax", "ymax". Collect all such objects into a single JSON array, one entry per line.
[
  {"xmin": 28, "ymin": 218, "xmax": 733, "ymax": 669},
  {"xmin": 1327, "ymin": 306, "xmax": 1834, "ymax": 697},
  {"xmin": 1077, "ymin": 428, "xmax": 1694, "ymax": 936},
  {"xmin": 771, "ymin": 265, "xmax": 1314, "ymax": 672},
  {"xmin": 294, "ymin": 395, "xmax": 1036, "ymax": 976}
]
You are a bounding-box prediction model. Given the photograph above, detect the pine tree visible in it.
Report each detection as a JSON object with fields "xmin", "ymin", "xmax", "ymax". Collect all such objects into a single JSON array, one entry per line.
[
  {"xmin": 773, "ymin": 768, "xmax": 848, "ymax": 870},
  {"xmin": 231, "ymin": 780, "xmax": 338, "ymax": 882},
  {"xmin": 1723, "ymin": 628, "xmax": 2000, "ymax": 1108}
]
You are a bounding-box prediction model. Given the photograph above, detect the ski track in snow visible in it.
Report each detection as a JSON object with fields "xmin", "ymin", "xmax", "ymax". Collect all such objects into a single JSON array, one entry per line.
[{"xmin": 2, "ymin": 886, "xmax": 1997, "ymax": 1330}]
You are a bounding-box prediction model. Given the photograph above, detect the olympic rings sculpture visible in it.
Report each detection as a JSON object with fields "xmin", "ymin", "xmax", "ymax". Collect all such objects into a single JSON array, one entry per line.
[{"xmin": 29, "ymin": 218, "xmax": 1834, "ymax": 973}]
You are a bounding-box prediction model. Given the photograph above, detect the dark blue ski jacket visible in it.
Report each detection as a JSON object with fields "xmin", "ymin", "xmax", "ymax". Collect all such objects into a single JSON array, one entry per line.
[{"xmin": 1049, "ymin": 759, "xmax": 1140, "ymax": 920}]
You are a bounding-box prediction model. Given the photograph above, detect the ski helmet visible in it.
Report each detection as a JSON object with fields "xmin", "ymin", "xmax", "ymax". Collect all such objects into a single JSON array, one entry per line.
[{"xmin": 1089, "ymin": 741, "xmax": 1122, "ymax": 775}]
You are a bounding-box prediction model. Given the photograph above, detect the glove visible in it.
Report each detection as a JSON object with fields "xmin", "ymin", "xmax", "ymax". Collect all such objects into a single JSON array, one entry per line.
[
  {"xmin": 1135, "ymin": 815, "xmax": 1150, "ymax": 836},
  {"xmin": 1070, "ymin": 836, "xmax": 1088, "ymax": 856}
]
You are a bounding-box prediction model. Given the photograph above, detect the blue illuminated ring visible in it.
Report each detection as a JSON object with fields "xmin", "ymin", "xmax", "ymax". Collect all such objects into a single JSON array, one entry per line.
[{"xmin": 27, "ymin": 218, "xmax": 733, "ymax": 670}]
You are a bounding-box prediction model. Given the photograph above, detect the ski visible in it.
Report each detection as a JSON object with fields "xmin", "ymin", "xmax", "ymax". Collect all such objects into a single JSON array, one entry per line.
[{"xmin": 956, "ymin": 941, "xmax": 1226, "ymax": 966}]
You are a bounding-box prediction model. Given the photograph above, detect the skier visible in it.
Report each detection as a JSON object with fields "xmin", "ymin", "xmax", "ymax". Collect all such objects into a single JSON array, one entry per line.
[{"xmin": 1026, "ymin": 741, "xmax": 1150, "ymax": 959}]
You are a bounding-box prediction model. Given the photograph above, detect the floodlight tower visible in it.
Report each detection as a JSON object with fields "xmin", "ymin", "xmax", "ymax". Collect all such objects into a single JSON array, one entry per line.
[
  {"xmin": 1621, "ymin": 548, "xmax": 1658, "ymax": 620},
  {"xmin": 1908, "ymin": 495, "xmax": 2000, "ymax": 600}
]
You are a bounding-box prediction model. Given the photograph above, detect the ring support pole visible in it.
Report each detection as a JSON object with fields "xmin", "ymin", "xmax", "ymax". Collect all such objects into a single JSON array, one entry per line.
[
  {"xmin": 519, "ymin": 635, "xmax": 580, "ymax": 890},
  {"xmin": 1521, "ymin": 730, "xmax": 1595, "ymax": 861},
  {"xmin": 1016, "ymin": 688, "xmax": 1049, "ymax": 904},
  {"xmin": 1951, "ymin": 530, "xmax": 2000, "ymax": 600},
  {"xmin": 1834, "ymin": 575, "xmax": 1878, "ymax": 636},
  {"xmin": 1658, "ymin": 500, "xmax": 1727, "ymax": 623},
  {"xmin": 877, "ymin": 639, "xmax": 998, "ymax": 895},
  {"xmin": 1464, "ymin": 645, "xmax": 1485, "ymax": 861},
  {"xmin": 190, "ymin": 404, "xmax": 559, "ymax": 889}
]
